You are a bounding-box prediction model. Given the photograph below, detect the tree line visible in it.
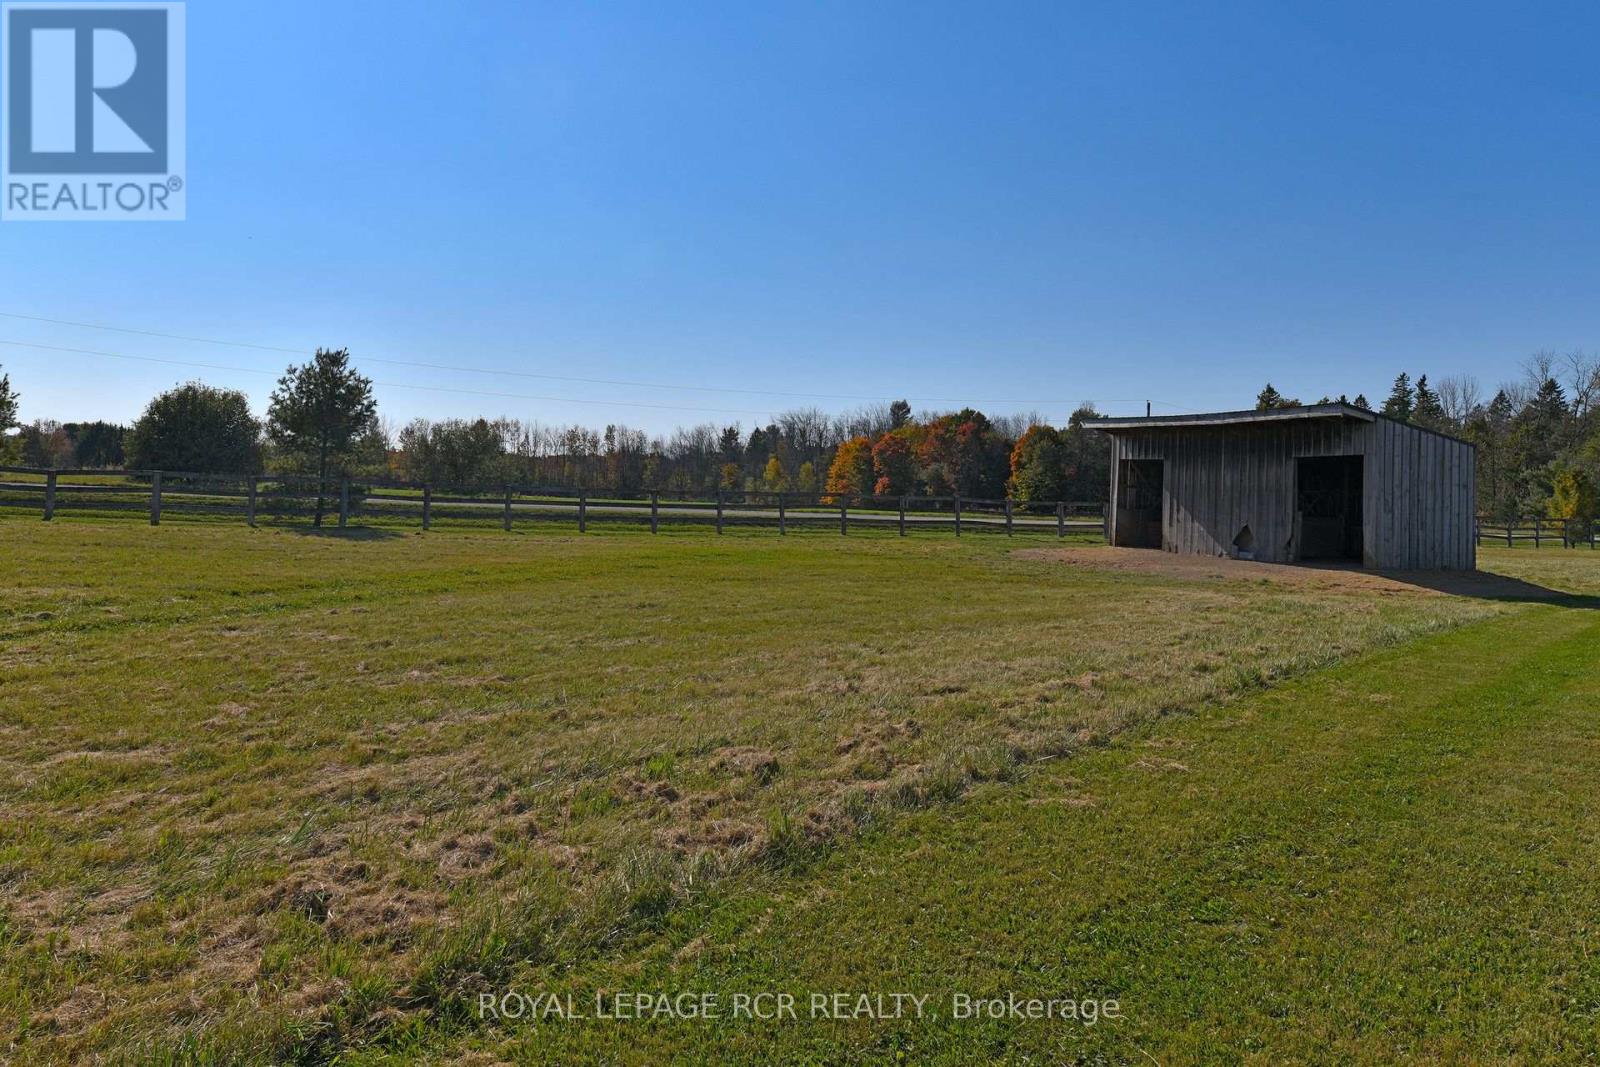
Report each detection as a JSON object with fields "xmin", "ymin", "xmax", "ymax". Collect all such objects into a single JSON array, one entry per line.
[
  {"xmin": 2, "ymin": 348, "xmax": 1592, "ymax": 520},
  {"xmin": 1255, "ymin": 351, "xmax": 1600, "ymax": 523},
  {"xmin": 0, "ymin": 354, "xmax": 1112, "ymax": 505}
]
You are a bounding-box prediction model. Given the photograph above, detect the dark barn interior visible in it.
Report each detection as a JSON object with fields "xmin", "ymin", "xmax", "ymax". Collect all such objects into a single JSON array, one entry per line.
[
  {"xmin": 1116, "ymin": 459, "xmax": 1164, "ymax": 549},
  {"xmin": 1295, "ymin": 455, "xmax": 1363, "ymax": 561}
]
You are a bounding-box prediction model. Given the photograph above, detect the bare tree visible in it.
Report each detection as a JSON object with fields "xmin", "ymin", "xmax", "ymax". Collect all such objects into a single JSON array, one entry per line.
[
  {"xmin": 1523, "ymin": 350, "xmax": 1558, "ymax": 390},
  {"xmin": 836, "ymin": 403, "xmax": 894, "ymax": 440},
  {"xmin": 1561, "ymin": 350, "xmax": 1600, "ymax": 420},
  {"xmin": 991, "ymin": 411, "xmax": 1050, "ymax": 438},
  {"xmin": 1436, "ymin": 375, "xmax": 1482, "ymax": 427}
]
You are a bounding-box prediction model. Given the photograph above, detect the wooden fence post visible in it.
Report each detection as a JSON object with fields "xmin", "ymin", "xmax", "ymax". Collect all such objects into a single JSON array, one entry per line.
[
  {"xmin": 1005, "ymin": 499, "xmax": 1014, "ymax": 537},
  {"xmin": 422, "ymin": 485, "xmax": 432, "ymax": 530},
  {"xmin": 579, "ymin": 492, "xmax": 588, "ymax": 534},
  {"xmin": 778, "ymin": 493, "xmax": 787, "ymax": 536},
  {"xmin": 503, "ymin": 486, "xmax": 513, "ymax": 532},
  {"xmin": 1534, "ymin": 516, "xmax": 1541, "ymax": 548},
  {"xmin": 246, "ymin": 476, "xmax": 258, "ymax": 527},
  {"xmin": 43, "ymin": 470, "xmax": 56, "ymax": 521},
  {"xmin": 1506, "ymin": 521, "xmax": 1512, "ymax": 548},
  {"xmin": 715, "ymin": 491, "xmax": 724, "ymax": 535},
  {"xmin": 839, "ymin": 494, "xmax": 848, "ymax": 536},
  {"xmin": 899, "ymin": 496, "xmax": 907, "ymax": 537},
  {"xmin": 339, "ymin": 479, "xmax": 350, "ymax": 529},
  {"xmin": 954, "ymin": 495, "xmax": 962, "ymax": 538},
  {"xmin": 1057, "ymin": 501, "xmax": 1065, "ymax": 539},
  {"xmin": 149, "ymin": 472, "xmax": 162, "ymax": 526},
  {"xmin": 650, "ymin": 491, "xmax": 659, "ymax": 534}
]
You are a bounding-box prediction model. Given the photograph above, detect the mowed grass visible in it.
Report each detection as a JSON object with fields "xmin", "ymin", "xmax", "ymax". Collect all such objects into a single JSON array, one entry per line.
[
  {"xmin": 446, "ymin": 589, "xmax": 1600, "ymax": 1066},
  {"xmin": 0, "ymin": 520, "xmax": 1574, "ymax": 1063}
]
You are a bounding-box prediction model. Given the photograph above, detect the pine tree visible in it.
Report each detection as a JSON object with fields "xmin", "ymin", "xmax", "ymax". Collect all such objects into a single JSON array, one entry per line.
[
  {"xmin": 888, "ymin": 399, "xmax": 912, "ymax": 430},
  {"xmin": 1352, "ymin": 394, "xmax": 1371, "ymax": 410},
  {"xmin": 0, "ymin": 366, "xmax": 18, "ymax": 464},
  {"xmin": 1255, "ymin": 384, "xmax": 1300, "ymax": 410},
  {"xmin": 1412, "ymin": 375, "xmax": 1446, "ymax": 430},
  {"xmin": 1381, "ymin": 373, "xmax": 1414, "ymax": 421},
  {"xmin": 266, "ymin": 349, "xmax": 378, "ymax": 526}
]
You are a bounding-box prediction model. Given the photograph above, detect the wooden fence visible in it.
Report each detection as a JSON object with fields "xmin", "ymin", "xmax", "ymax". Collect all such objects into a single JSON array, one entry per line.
[
  {"xmin": 0, "ymin": 466, "xmax": 1110, "ymax": 539},
  {"xmin": 1475, "ymin": 516, "xmax": 1597, "ymax": 549}
]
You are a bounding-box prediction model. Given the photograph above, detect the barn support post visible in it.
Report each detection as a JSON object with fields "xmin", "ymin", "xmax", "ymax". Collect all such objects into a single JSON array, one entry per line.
[
  {"xmin": 422, "ymin": 485, "xmax": 432, "ymax": 530},
  {"xmin": 43, "ymin": 470, "xmax": 56, "ymax": 521},
  {"xmin": 1057, "ymin": 501, "xmax": 1065, "ymax": 538},
  {"xmin": 778, "ymin": 493, "xmax": 786, "ymax": 536},
  {"xmin": 1005, "ymin": 499, "xmax": 1014, "ymax": 536},
  {"xmin": 954, "ymin": 495, "xmax": 962, "ymax": 537},
  {"xmin": 715, "ymin": 491, "xmax": 724, "ymax": 535},
  {"xmin": 149, "ymin": 472, "xmax": 162, "ymax": 526},
  {"xmin": 899, "ymin": 496, "xmax": 907, "ymax": 537},
  {"xmin": 650, "ymin": 492, "xmax": 659, "ymax": 534},
  {"xmin": 339, "ymin": 479, "xmax": 350, "ymax": 529},
  {"xmin": 579, "ymin": 492, "xmax": 588, "ymax": 533},
  {"xmin": 246, "ymin": 477, "xmax": 258, "ymax": 527},
  {"xmin": 839, "ymin": 495, "xmax": 848, "ymax": 536}
]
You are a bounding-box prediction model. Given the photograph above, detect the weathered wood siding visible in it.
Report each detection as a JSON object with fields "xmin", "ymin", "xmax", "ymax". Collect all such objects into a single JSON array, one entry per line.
[
  {"xmin": 1362, "ymin": 416, "xmax": 1476, "ymax": 570},
  {"xmin": 1107, "ymin": 416, "xmax": 1475, "ymax": 570}
]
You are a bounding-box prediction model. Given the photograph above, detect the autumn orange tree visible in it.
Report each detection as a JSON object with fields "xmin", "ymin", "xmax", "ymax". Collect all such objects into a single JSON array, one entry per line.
[
  {"xmin": 825, "ymin": 435, "xmax": 875, "ymax": 499},
  {"xmin": 871, "ymin": 427, "xmax": 919, "ymax": 496},
  {"xmin": 915, "ymin": 410, "xmax": 1010, "ymax": 498},
  {"xmin": 1008, "ymin": 425, "xmax": 1070, "ymax": 502}
]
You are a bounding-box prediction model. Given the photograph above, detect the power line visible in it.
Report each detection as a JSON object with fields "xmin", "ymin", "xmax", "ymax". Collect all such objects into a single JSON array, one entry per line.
[
  {"xmin": 0, "ymin": 309, "xmax": 1180, "ymax": 410},
  {"xmin": 0, "ymin": 339, "xmax": 779, "ymax": 418}
]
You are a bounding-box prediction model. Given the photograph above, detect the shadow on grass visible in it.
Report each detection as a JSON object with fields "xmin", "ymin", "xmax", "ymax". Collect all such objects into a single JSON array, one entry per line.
[
  {"xmin": 1375, "ymin": 568, "xmax": 1600, "ymax": 608},
  {"xmin": 276, "ymin": 524, "xmax": 407, "ymax": 542}
]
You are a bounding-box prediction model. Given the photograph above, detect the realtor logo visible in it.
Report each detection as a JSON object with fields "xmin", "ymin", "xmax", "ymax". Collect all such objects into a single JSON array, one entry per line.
[{"xmin": 2, "ymin": 2, "xmax": 185, "ymax": 220}]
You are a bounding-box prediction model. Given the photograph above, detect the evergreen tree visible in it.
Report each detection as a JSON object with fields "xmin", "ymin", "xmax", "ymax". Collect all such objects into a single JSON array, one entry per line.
[
  {"xmin": 718, "ymin": 425, "xmax": 743, "ymax": 464},
  {"xmin": 1352, "ymin": 394, "xmax": 1371, "ymax": 410},
  {"xmin": 0, "ymin": 365, "xmax": 18, "ymax": 464},
  {"xmin": 1381, "ymin": 373, "xmax": 1414, "ymax": 421},
  {"xmin": 888, "ymin": 399, "xmax": 912, "ymax": 430},
  {"xmin": 266, "ymin": 349, "xmax": 378, "ymax": 526},
  {"xmin": 1255, "ymin": 383, "xmax": 1295, "ymax": 410},
  {"xmin": 1412, "ymin": 375, "xmax": 1447, "ymax": 430}
]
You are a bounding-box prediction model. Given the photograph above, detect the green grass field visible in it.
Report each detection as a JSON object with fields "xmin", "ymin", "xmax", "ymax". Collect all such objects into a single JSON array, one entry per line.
[{"xmin": 1, "ymin": 520, "xmax": 1596, "ymax": 1064}]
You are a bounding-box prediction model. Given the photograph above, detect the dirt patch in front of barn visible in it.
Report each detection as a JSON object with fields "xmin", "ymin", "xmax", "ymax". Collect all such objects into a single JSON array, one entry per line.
[{"xmin": 1015, "ymin": 547, "xmax": 1566, "ymax": 601}]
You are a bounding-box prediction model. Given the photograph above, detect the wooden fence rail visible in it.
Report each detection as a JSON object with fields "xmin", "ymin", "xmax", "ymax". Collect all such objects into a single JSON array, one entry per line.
[
  {"xmin": 1475, "ymin": 516, "xmax": 1597, "ymax": 549},
  {"xmin": 0, "ymin": 466, "xmax": 1110, "ymax": 540}
]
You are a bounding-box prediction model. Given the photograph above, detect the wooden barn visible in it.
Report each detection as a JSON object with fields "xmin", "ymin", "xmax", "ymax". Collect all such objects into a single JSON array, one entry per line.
[{"xmin": 1092, "ymin": 404, "xmax": 1476, "ymax": 571}]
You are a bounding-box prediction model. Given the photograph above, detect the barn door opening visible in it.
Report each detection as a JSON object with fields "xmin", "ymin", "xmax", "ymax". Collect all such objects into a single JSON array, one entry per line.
[
  {"xmin": 1296, "ymin": 456, "xmax": 1363, "ymax": 561},
  {"xmin": 1116, "ymin": 459, "xmax": 1164, "ymax": 549}
]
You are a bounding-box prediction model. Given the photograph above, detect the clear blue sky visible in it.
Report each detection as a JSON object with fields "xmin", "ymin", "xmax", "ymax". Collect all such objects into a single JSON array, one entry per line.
[{"xmin": 5, "ymin": 0, "xmax": 1600, "ymax": 435}]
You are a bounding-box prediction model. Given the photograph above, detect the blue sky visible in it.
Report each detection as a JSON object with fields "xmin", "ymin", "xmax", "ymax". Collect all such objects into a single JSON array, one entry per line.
[{"xmin": 4, "ymin": 0, "xmax": 1600, "ymax": 435}]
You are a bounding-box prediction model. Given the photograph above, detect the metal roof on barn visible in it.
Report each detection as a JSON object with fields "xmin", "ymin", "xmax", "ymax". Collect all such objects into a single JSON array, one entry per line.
[{"xmin": 1090, "ymin": 403, "xmax": 1375, "ymax": 432}]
